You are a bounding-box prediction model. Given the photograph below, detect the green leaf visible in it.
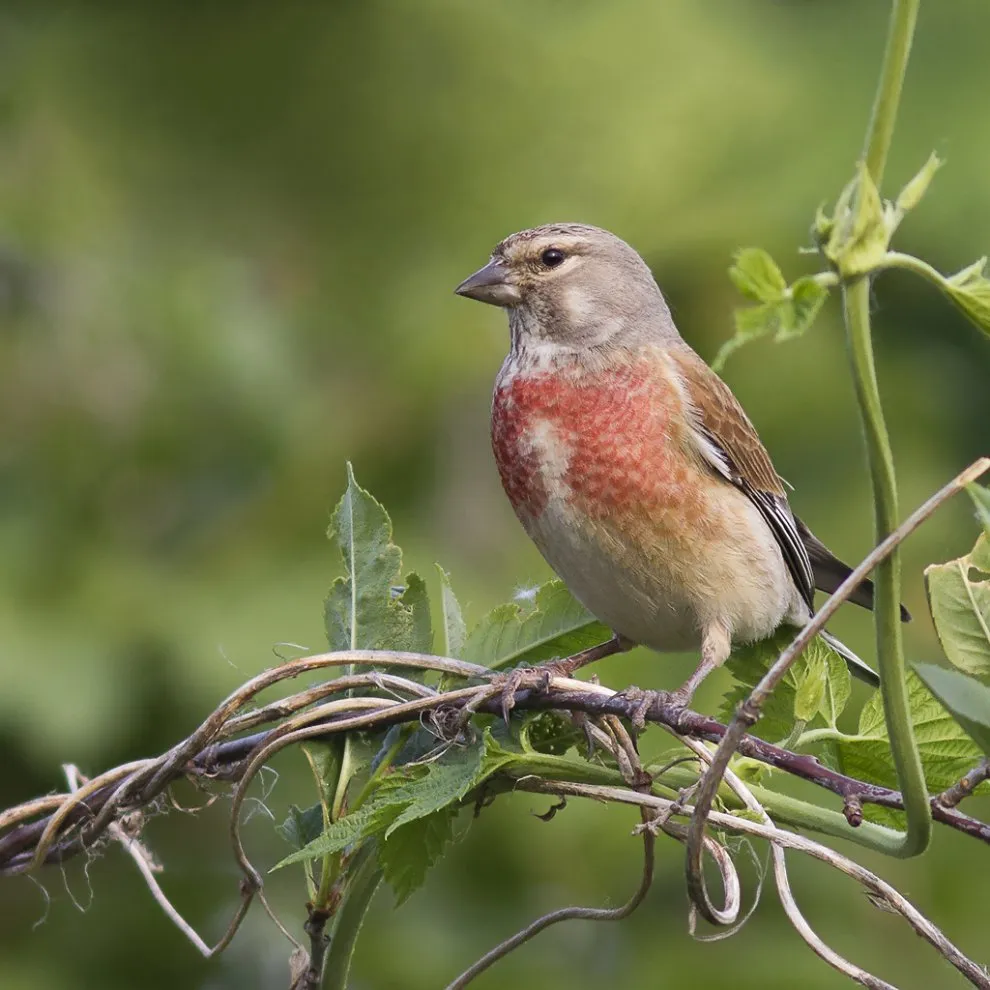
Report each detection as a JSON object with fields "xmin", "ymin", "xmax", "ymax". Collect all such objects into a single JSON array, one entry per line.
[
  {"xmin": 924, "ymin": 533, "xmax": 990, "ymax": 678},
  {"xmin": 715, "ymin": 270, "xmax": 829, "ymax": 372},
  {"xmin": 276, "ymin": 803, "xmax": 325, "ymax": 850},
  {"xmin": 894, "ymin": 151, "xmax": 943, "ymax": 214},
  {"xmin": 384, "ymin": 744, "xmax": 486, "ymax": 834},
  {"xmin": 721, "ymin": 630, "xmax": 846, "ymax": 742},
  {"xmin": 401, "ymin": 573, "xmax": 433, "ymax": 654},
  {"xmin": 834, "ymin": 671, "xmax": 984, "ymax": 793},
  {"xmin": 728, "ymin": 248, "xmax": 787, "ymax": 303},
  {"xmin": 969, "ymin": 485, "xmax": 990, "ymax": 536},
  {"xmin": 463, "ymin": 580, "xmax": 611, "ymax": 671},
  {"xmin": 521, "ymin": 711, "xmax": 584, "ymax": 755},
  {"xmin": 781, "ymin": 276, "xmax": 829, "ymax": 340},
  {"xmin": 941, "ymin": 257, "xmax": 990, "ymax": 337},
  {"xmin": 273, "ymin": 803, "xmax": 389, "ymax": 869},
  {"xmin": 824, "ymin": 163, "xmax": 889, "ymax": 277},
  {"xmin": 479, "ymin": 728, "xmax": 527, "ymax": 777},
  {"xmin": 819, "ymin": 649, "xmax": 851, "ymax": 729},
  {"xmin": 436, "ymin": 565, "xmax": 467, "ymax": 657},
  {"xmin": 793, "ymin": 652, "xmax": 827, "ymax": 723},
  {"xmin": 301, "ymin": 741, "xmax": 341, "ymax": 817},
  {"xmin": 378, "ymin": 807, "xmax": 456, "ymax": 905},
  {"xmin": 273, "ymin": 739, "xmax": 491, "ymax": 869},
  {"xmin": 914, "ymin": 663, "xmax": 990, "ymax": 756},
  {"xmin": 324, "ymin": 464, "xmax": 432, "ymax": 653}
]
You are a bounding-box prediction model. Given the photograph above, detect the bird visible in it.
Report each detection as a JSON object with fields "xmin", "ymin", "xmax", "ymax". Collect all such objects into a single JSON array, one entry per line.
[{"xmin": 454, "ymin": 222, "xmax": 908, "ymax": 706}]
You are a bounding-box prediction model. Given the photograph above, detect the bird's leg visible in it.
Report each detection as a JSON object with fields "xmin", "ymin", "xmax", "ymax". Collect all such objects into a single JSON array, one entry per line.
[
  {"xmin": 669, "ymin": 622, "xmax": 732, "ymax": 708},
  {"xmin": 491, "ymin": 633, "xmax": 632, "ymax": 725},
  {"xmin": 617, "ymin": 625, "xmax": 733, "ymax": 729}
]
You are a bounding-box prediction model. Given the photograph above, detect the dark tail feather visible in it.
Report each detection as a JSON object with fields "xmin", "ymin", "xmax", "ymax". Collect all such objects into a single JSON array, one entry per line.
[
  {"xmin": 821, "ymin": 630, "xmax": 880, "ymax": 688},
  {"xmin": 795, "ymin": 516, "xmax": 911, "ymax": 622}
]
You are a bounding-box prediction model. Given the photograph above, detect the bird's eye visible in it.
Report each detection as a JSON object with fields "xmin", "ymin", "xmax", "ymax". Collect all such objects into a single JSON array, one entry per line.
[{"xmin": 540, "ymin": 248, "xmax": 566, "ymax": 269}]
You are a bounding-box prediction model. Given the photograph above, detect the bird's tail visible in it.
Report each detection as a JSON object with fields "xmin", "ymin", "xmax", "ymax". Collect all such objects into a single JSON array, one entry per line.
[{"xmin": 820, "ymin": 630, "xmax": 879, "ymax": 688}]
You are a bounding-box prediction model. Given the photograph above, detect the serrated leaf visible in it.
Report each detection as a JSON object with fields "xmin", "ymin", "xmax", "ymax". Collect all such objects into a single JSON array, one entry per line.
[
  {"xmin": 324, "ymin": 464, "xmax": 432, "ymax": 655},
  {"xmin": 715, "ymin": 276, "xmax": 829, "ymax": 371},
  {"xmin": 479, "ymin": 728, "xmax": 526, "ymax": 776},
  {"xmin": 384, "ymin": 744, "xmax": 486, "ymax": 834},
  {"xmin": 834, "ymin": 671, "xmax": 984, "ymax": 793},
  {"xmin": 463, "ymin": 580, "xmax": 611, "ymax": 671},
  {"xmin": 721, "ymin": 630, "xmax": 846, "ymax": 742},
  {"xmin": 914, "ymin": 663, "xmax": 990, "ymax": 756},
  {"xmin": 378, "ymin": 806, "xmax": 456, "ymax": 905},
  {"xmin": 436, "ymin": 565, "xmax": 467, "ymax": 657},
  {"xmin": 924, "ymin": 533, "xmax": 990, "ymax": 678},
  {"xmin": 400, "ymin": 573, "xmax": 433, "ymax": 654},
  {"xmin": 781, "ymin": 277, "xmax": 829, "ymax": 340},
  {"xmin": 819, "ymin": 650, "xmax": 851, "ymax": 729},
  {"xmin": 273, "ymin": 802, "xmax": 390, "ymax": 869},
  {"xmin": 825, "ymin": 163, "xmax": 889, "ymax": 277},
  {"xmin": 969, "ymin": 485, "xmax": 990, "ymax": 536},
  {"xmin": 941, "ymin": 257, "xmax": 990, "ymax": 337},
  {"xmin": 729, "ymin": 248, "xmax": 787, "ymax": 303},
  {"xmin": 277, "ymin": 803, "xmax": 326, "ymax": 851},
  {"xmin": 276, "ymin": 738, "xmax": 493, "ymax": 872},
  {"xmin": 794, "ymin": 653, "xmax": 827, "ymax": 723},
  {"xmin": 301, "ymin": 741, "xmax": 341, "ymax": 817},
  {"xmin": 895, "ymin": 151, "xmax": 943, "ymax": 214}
]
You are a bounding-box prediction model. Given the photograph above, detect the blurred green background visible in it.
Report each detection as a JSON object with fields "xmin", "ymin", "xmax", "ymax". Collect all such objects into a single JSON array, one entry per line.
[{"xmin": 2, "ymin": 2, "xmax": 989, "ymax": 987}]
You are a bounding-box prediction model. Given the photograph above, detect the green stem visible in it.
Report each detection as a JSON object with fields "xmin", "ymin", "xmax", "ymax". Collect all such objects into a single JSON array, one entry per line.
[
  {"xmin": 843, "ymin": 275, "xmax": 930, "ymax": 857},
  {"xmin": 321, "ymin": 843, "xmax": 384, "ymax": 990},
  {"xmin": 879, "ymin": 251, "xmax": 946, "ymax": 288},
  {"xmin": 350, "ymin": 727, "xmax": 412, "ymax": 812},
  {"xmin": 656, "ymin": 765, "xmax": 906, "ymax": 854},
  {"xmin": 838, "ymin": 0, "xmax": 930, "ymax": 859},
  {"xmin": 862, "ymin": 0, "xmax": 919, "ymax": 181}
]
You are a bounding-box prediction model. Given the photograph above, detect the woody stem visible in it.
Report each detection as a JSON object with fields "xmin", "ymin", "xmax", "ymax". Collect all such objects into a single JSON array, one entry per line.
[{"xmin": 842, "ymin": 0, "xmax": 930, "ymax": 857}]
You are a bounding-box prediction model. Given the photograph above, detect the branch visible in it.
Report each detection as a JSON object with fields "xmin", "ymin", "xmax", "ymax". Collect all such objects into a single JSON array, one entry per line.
[
  {"xmin": 5, "ymin": 647, "xmax": 990, "ymax": 882},
  {"xmin": 937, "ymin": 759, "xmax": 990, "ymax": 811}
]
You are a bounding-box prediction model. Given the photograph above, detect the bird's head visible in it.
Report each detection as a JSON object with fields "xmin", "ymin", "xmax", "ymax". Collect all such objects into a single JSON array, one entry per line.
[{"xmin": 455, "ymin": 223, "xmax": 678, "ymax": 352}]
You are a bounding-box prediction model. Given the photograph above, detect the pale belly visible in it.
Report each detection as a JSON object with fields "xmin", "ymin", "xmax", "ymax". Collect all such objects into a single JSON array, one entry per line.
[
  {"xmin": 491, "ymin": 355, "xmax": 804, "ymax": 652},
  {"xmin": 522, "ymin": 487, "xmax": 800, "ymax": 653}
]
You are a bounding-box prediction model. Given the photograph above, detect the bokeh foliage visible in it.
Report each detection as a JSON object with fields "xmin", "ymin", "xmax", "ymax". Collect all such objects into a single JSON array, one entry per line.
[{"xmin": 1, "ymin": 3, "xmax": 989, "ymax": 988}]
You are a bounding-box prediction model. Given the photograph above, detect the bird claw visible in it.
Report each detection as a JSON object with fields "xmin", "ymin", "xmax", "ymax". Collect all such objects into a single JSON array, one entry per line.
[
  {"xmin": 490, "ymin": 662, "xmax": 564, "ymax": 726},
  {"xmin": 615, "ymin": 686, "xmax": 682, "ymax": 730}
]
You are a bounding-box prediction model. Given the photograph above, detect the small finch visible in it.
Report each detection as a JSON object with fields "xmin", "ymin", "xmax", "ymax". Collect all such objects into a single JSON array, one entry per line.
[{"xmin": 455, "ymin": 223, "xmax": 908, "ymax": 704}]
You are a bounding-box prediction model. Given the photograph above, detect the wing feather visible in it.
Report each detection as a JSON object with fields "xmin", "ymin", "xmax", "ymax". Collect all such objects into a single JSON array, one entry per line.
[{"xmin": 668, "ymin": 347, "xmax": 816, "ymax": 612}]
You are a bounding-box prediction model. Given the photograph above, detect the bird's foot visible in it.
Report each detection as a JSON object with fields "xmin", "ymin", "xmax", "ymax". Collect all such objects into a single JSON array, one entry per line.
[
  {"xmin": 615, "ymin": 686, "xmax": 673, "ymax": 730},
  {"xmin": 616, "ymin": 684, "xmax": 696, "ymax": 729},
  {"xmin": 490, "ymin": 661, "xmax": 570, "ymax": 726}
]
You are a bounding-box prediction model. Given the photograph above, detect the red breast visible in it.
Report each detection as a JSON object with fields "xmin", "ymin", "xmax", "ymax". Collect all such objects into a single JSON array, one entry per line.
[{"xmin": 491, "ymin": 354, "xmax": 702, "ymax": 526}]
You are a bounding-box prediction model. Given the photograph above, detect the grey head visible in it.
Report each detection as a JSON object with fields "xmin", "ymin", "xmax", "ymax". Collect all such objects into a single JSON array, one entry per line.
[{"xmin": 454, "ymin": 222, "xmax": 681, "ymax": 354}]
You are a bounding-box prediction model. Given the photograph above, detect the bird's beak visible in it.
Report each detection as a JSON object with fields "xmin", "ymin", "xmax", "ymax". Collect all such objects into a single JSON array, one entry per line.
[{"xmin": 454, "ymin": 260, "xmax": 521, "ymax": 307}]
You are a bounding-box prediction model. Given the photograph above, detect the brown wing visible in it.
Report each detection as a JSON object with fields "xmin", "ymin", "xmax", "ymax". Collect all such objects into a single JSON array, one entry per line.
[{"xmin": 668, "ymin": 346, "xmax": 816, "ymax": 612}]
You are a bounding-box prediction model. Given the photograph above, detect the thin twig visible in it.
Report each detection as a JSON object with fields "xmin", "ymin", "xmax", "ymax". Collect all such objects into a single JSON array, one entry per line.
[
  {"xmin": 684, "ymin": 457, "xmax": 990, "ymax": 924},
  {"xmin": 673, "ymin": 737, "xmax": 893, "ymax": 988},
  {"xmin": 518, "ymin": 779, "xmax": 990, "ymax": 990},
  {"xmin": 937, "ymin": 759, "xmax": 990, "ymax": 810},
  {"xmin": 444, "ymin": 716, "xmax": 658, "ymax": 990},
  {"xmin": 61, "ymin": 765, "xmax": 258, "ymax": 959}
]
